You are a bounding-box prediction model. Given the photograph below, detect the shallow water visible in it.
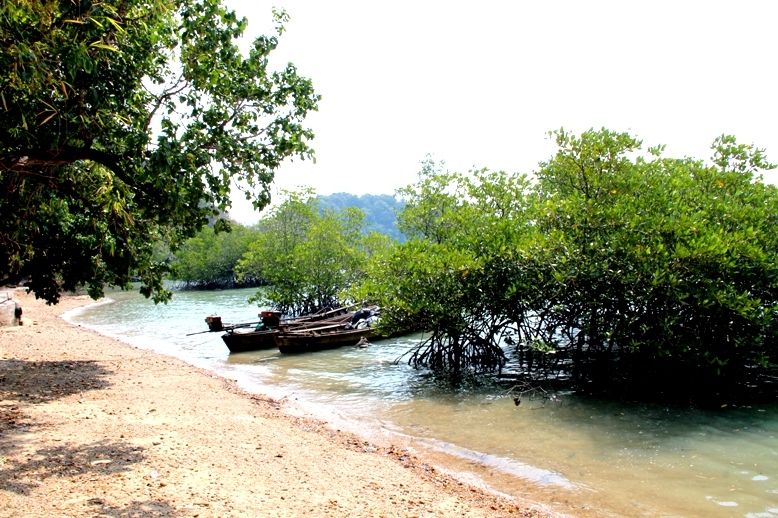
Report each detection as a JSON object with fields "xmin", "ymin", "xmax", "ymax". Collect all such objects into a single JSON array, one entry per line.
[{"xmin": 66, "ymin": 287, "xmax": 778, "ymax": 517}]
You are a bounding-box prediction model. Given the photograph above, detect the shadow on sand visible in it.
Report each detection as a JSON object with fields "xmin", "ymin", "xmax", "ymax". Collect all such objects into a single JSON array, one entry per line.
[{"xmin": 0, "ymin": 359, "xmax": 188, "ymax": 516}]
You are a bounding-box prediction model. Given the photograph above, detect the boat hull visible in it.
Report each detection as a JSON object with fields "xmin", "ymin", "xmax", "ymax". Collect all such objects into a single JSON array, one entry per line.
[
  {"xmin": 275, "ymin": 327, "xmax": 379, "ymax": 354},
  {"xmin": 221, "ymin": 329, "xmax": 277, "ymax": 353},
  {"xmin": 219, "ymin": 307, "xmax": 354, "ymax": 353}
]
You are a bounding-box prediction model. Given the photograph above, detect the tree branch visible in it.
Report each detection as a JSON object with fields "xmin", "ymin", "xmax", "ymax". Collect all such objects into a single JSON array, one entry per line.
[
  {"xmin": 143, "ymin": 74, "xmax": 188, "ymax": 131},
  {"xmin": 1, "ymin": 146, "xmax": 135, "ymax": 188}
]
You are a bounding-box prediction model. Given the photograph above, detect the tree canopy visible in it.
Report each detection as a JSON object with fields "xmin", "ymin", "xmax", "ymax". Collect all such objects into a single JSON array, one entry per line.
[
  {"xmin": 356, "ymin": 130, "xmax": 778, "ymax": 402},
  {"xmin": 237, "ymin": 189, "xmax": 389, "ymax": 316},
  {"xmin": 169, "ymin": 222, "xmax": 260, "ymax": 289},
  {"xmin": 0, "ymin": 0, "xmax": 318, "ymax": 303}
]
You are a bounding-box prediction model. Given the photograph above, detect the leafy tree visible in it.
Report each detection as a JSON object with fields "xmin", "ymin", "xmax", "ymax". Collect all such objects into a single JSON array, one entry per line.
[
  {"xmin": 237, "ymin": 189, "xmax": 376, "ymax": 316},
  {"xmin": 527, "ymin": 129, "xmax": 778, "ymax": 397},
  {"xmin": 357, "ymin": 130, "xmax": 778, "ymax": 401},
  {"xmin": 170, "ymin": 222, "xmax": 259, "ymax": 288},
  {"xmin": 237, "ymin": 188, "xmax": 316, "ymax": 313},
  {"xmin": 0, "ymin": 0, "xmax": 318, "ymax": 303},
  {"xmin": 395, "ymin": 157, "xmax": 463, "ymax": 244},
  {"xmin": 355, "ymin": 165, "xmax": 534, "ymax": 372}
]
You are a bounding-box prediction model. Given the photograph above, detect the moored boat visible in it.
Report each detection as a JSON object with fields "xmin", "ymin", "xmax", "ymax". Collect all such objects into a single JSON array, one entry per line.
[
  {"xmin": 274, "ymin": 325, "xmax": 380, "ymax": 353},
  {"xmin": 216, "ymin": 306, "xmax": 352, "ymax": 353},
  {"xmin": 221, "ymin": 328, "xmax": 278, "ymax": 353},
  {"xmin": 275, "ymin": 307, "xmax": 382, "ymax": 353}
]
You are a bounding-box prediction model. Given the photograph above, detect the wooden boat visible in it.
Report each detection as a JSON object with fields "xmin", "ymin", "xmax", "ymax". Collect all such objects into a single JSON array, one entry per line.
[
  {"xmin": 221, "ymin": 327, "xmax": 277, "ymax": 353},
  {"xmin": 275, "ymin": 321, "xmax": 380, "ymax": 354},
  {"xmin": 218, "ymin": 307, "xmax": 352, "ymax": 353}
]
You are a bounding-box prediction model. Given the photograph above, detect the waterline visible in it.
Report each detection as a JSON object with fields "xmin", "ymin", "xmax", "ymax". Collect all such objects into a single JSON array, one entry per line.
[{"xmin": 66, "ymin": 287, "xmax": 778, "ymax": 517}]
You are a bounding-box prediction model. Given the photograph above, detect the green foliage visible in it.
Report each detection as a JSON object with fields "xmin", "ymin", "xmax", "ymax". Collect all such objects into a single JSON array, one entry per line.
[
  {"xmin": 170, "ymin": 223, "xmax": 259, "ymax": 288},
  {"xmin": 358, "ymin": 131, "xmax": 778, "ymax": 399},
  {"xmin": 0, "ymin": 0, "xmax": 318, "ymax": 303},
  {"xmin": 355, "ymin": 164, "xmax": 535, "ymax": 371},
  {"xmin": 530, "ymin": 129, "xmax": 778, "ymax": 390},
  {"xmin": 237, "ymin": 189, "xmax": 373, "ymax": 316},
  {"xmin": 395, "ymin": 157, "xmax": 463, "ymax": 244},
  {"xmin": 317, "ymin": 192, "xmax": 405, "ymax": 241}
]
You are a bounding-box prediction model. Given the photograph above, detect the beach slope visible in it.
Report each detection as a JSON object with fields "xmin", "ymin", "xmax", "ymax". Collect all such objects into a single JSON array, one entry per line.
[{"xmin": 0, "ymin": 292, "xmax": 547, "ymax": 517}]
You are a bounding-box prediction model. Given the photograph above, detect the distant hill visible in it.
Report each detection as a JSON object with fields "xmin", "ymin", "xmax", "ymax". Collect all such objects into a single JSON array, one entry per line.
[{"xmin": 317, "ymin": 193, "xmax": 405, "ymax": 241}]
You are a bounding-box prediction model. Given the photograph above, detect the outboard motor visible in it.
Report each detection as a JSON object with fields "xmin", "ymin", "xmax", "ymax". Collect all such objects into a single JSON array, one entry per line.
[{"xmin": 205, "ymin": 315, "xmax": 223, "ymax": 332}]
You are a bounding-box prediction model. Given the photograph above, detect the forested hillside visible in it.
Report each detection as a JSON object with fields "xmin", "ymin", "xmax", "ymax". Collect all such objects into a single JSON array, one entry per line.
[{"xmin": 317, "ymin": 193, "xmax": 404, "ymax": 241}]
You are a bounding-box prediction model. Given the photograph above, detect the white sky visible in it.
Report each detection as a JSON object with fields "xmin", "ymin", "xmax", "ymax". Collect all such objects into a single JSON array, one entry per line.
[{"xmin": 223, "ymin": 0, "xmax": 778, "ymax": 224}]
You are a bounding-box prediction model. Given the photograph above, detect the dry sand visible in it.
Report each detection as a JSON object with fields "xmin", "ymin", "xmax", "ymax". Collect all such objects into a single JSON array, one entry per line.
[{"xmin": 0, "ymin": 291, "xmax": 555, "ymax": 518}]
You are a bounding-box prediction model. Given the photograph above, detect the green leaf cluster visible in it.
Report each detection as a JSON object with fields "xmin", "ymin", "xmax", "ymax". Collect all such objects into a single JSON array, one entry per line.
[
  {"xmin": 169, "ymin": 222, "xmax": 259, "ymax": 288},
  {"xmin": 357, "ymin": 130, "xmax": 778, "ymax": 395},
  {"xmin": 1, "ymin": 0, "xmax": 319, "ymax": 303},
  {"xmin": 355, "ymin": 161, "xmax": 534, "ymax": 372},
  {"xmin": 237, "ymin": 189, "xmax": 386, "ymax": 316}
]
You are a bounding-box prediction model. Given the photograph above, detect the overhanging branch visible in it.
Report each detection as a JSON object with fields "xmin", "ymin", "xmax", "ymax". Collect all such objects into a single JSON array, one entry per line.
[{"xmin": 0, "ymin": 146, "xmax": 135, "ymax": 186}]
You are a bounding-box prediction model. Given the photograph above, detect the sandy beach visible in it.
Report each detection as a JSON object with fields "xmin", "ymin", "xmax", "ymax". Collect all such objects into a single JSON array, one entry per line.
[{"xmin": 0, "ymin": 291, "xmax": 552, "ymax": 518}]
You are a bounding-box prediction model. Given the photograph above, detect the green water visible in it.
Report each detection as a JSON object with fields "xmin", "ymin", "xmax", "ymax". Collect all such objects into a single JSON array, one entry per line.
[{"xmin": 65, "ymin": 287, "xmax": 778, "ymax": 517}]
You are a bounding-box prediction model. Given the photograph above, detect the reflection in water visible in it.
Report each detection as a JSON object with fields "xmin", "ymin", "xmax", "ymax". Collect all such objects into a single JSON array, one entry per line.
[{"xmin": 66, "ymin": 287, "xmax": 778, "ymax": 518}]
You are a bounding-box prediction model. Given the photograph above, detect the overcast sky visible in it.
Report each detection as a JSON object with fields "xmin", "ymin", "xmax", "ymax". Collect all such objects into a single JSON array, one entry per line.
[{"xmin": 222, "ymin": 0, "xmax": 778, "ymax": 224}]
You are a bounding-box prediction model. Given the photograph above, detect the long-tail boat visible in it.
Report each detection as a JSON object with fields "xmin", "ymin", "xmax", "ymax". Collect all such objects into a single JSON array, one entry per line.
[
  {"xmin": 207, "ymin": 307, "xmax": 352, "ymax": 353},
  {"xmin": 274, "ymin": 307, "xmax": 381, "ymax": 354}
]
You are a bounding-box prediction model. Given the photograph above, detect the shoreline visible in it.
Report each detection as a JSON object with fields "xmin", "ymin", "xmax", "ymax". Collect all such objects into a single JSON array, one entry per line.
[{"xmin": 1, "ymin": 291, "xmax": 557, "ymax": 517}]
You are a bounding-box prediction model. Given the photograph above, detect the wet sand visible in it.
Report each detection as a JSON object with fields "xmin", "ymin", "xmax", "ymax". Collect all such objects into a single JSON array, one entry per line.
[{"xmin": 0, "ymin": 291, "xmax": 555, "ymax": 517}]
